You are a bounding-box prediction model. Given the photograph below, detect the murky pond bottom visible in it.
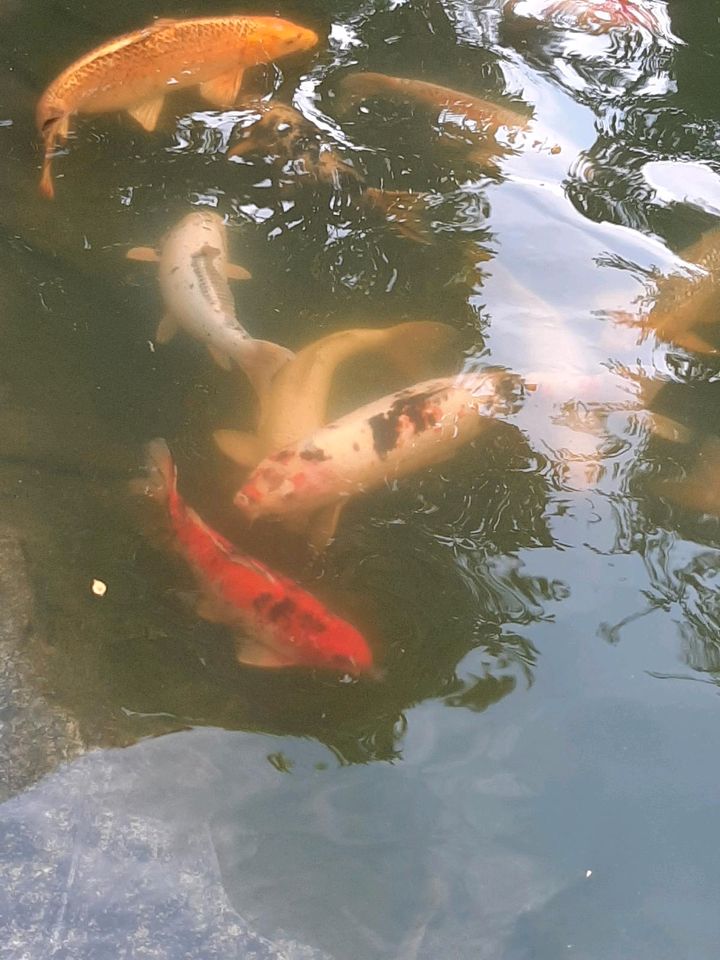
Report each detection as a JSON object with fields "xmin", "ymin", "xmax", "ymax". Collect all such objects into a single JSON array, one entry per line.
[{"xmin": 2, "ymin": 0, "xmax": 720, "ymax": 956}]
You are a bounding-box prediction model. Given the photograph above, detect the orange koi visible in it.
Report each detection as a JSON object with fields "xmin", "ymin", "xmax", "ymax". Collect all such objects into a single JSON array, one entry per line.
[
  {"xmin": 37, "ymin": 16, "xmax": 319, "ymax": 197},
  {"xmin": 138, "ymin": 439, "xmax": 374, "ymax": 674}
]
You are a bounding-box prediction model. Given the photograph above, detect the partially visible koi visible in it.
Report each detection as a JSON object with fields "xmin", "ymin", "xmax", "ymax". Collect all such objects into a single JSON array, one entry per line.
[{"xmin": 506, "ymin": 0, "xmax": 676, "ymax": 38}]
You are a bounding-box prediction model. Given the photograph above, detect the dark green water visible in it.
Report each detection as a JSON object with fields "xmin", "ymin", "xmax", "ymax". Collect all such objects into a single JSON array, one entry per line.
[{"xmin": 2, "ymin": 0, "xmax": 720, "ymax": 956}]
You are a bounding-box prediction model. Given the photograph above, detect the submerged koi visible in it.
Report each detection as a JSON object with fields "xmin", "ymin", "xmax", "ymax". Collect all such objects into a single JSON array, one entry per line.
[
  {"xmin": 214, "ymin": 321, "xmax": 458, "ymax": 472},
  {"xmin": 37, "ymin": 16, "xmax": 319, "ymax": 197},
  {"xmin": 233, "ymin": 369, "xmax": 525, "ymax": 549},
  {"xmin": 338, "ymin": 73, "xmax": 530, "ymax": 134},
  {"xmin": 127, "ymin": 212, "xmax": 293, "ymax": 398},
  {"xmin": 612, "ymin": 227, "xmax": 720, "ymax": 356},
  {"xmin": 137, "ymin": 439, "xmax": 374, "ymax": 674},
  {"xmin": 228, "ymin": 102, "xmax": 432, "ymax": 241}
]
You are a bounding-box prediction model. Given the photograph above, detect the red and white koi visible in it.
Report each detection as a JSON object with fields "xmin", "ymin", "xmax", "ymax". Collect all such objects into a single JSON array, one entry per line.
[{"xmin": 232, "ymin": 369, "xmax": 525, "ymax": 548}]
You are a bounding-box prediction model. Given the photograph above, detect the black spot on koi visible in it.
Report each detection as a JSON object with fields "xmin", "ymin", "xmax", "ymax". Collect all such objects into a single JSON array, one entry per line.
[
  {"xmin": 368, "ymin": 391, "xmax": 439, "ymax": 458},
  {"xmin": 268, "ymin": 598, "xmax": 296, "ymax": 622},
  {"xmin": 299, "ymin": 446, "xmax": 329, "ymax": 462},
  {"xmin": 253, "ymin": 592, "xmax": 273, "ymax": 612}
]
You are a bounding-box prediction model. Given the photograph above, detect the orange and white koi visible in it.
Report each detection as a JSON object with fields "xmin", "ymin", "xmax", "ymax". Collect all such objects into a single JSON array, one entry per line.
[
  {"xmin": 137, "ymin": 439, "xmax": 374, "ymax": 674},
  {"xmin": 127, "ymin": 211, "xmax": 293, "ymax": 399},
  {"xmin": 233, "ymin": 369, "xmax": 525, "ymax": 548},
  {"xmin": 37, "ymin": 16, "xmax": 319, "ymax": 197}
]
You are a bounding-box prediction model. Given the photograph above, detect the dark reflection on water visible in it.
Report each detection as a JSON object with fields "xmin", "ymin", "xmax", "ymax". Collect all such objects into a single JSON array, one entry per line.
[{"xmin": 3, "ymin": 0, "xmax": 720, "ymax": 955}]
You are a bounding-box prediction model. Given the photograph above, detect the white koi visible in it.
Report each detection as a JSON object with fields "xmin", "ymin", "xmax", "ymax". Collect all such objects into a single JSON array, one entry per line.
[{"xmin": 127, "ymin": 211, "xmax": 293, "ymax": 398}]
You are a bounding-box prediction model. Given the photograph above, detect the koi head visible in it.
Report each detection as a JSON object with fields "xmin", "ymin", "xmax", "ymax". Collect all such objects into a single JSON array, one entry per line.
[
  {"xmin": 461, "ymin": 368, "xmax": 527, "ymax": 417},
  {"xmin": 299, "ymin": 612, "xmax": 375, "ymax": 677},
  {"xmin": 234, "ymin": 451, "xmax": 334, "ymax": 520},
  {"xmin": 249, "ymin": 18, "xmax": 319, "ymax": 61}
]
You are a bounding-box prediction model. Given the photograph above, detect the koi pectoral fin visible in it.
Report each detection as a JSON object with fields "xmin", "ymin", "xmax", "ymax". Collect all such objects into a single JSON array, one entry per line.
[
  {"xmin": 235, "ymin": 636, "xmax": 296, "ymax": 669},
  {"xmin": 213, "ymin": 429, "xmax": 263, "ymax": 469},
  {"xmin": 200, "ymin": 67, "xmax": 246, "ymax": 108},
  {"xmin": 226, "ymin": 262, "xmax": 252, "ymax": 281},
  {"xmin": 128, "ymin": 96, "xmax": 165, "ymax": 132},
  {"xmin": 208, "ymin": 345, "xmax": 233, "ymax": 371},
  {"xmin": 156, "ymin": 314, "xmax": 178, "ymax": 344},
  {"xmin": 307, "ymin": 500, "xmax": 347, "ymax": 552},
  {"xmin": 126, "ymin": 246, "xmax": 160, "ymax": 262},
  {"xmin": 195, "ymin": 594, "xmax": 233, "ymax": 625}
]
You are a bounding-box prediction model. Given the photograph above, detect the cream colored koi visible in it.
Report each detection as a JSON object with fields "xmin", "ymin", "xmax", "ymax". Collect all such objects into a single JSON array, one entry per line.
[{"xmin": 214, "ymin": 321, "xmax": 458, "ymax": 472}]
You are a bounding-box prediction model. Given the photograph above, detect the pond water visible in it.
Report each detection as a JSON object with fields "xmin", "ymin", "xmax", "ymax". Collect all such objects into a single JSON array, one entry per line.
[{"xmin": 2, "ymin": 0, "xmax": 720, "ymax": 956}]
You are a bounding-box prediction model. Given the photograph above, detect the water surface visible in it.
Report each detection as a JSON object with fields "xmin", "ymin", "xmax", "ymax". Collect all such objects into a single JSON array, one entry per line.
[{"xmin": 2, "ymin": 0, "xmax": 720, "ymax": 956}]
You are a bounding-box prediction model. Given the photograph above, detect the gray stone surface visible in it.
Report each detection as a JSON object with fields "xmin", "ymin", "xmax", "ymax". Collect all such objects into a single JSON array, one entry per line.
[
  {"xmin": 0, "ymin": 530, "xmax": 84, "ymax": 801},
  {"xmin": 0, "ymin": 729, "xmax": 331, "ymax": 960}
]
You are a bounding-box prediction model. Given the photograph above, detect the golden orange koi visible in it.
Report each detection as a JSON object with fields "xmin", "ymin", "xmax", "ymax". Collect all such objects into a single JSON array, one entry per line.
[{"xmin": 37, "ymin": 16, "xmax": 319, "ymax": 197}]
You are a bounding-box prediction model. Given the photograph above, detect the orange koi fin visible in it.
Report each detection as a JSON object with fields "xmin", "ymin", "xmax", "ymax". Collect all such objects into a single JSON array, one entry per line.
[
  {"xmin": 156, "ymin": 314, "xmax": 178, "ymax": 344},
  {"xmin": 195, "ymin": 594, "xmax": 232, "ymax": 625},
  {"xmin": 126, "ymin": 246, "xmax": 160, "ymax": 262},
  {"xmin": 226, "ymin": 262, "xmax": 252, "ymax": 281},
  {"xmin": 213, "ymin": 429, "xmax": 263, "ymax": 469},
  {"xmin": 307, "ymin": 500, "xmax": 347, "ymax": 552},
  {"xmin": 39, "ymin": 156, "xmax": 55, "ymax": 199},
  {"xmin": 235, "ymin": 637, "xmax": 296, "ymax": 669},
  {"xmin": 200, "ymin": 67, "xmax": 246, "ymax": 108},
  {"xmin": 208, "ymin": 345, "xmax": 233, "ymax": 371},
  {"xmin": 128, "ymin": 96, "xmax": 165, "ymax": 132}
]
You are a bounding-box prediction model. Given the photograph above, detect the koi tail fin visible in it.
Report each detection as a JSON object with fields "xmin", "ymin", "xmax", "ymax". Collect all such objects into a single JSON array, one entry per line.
[
  {"xmin": 132, "ymin": 439, "xmax": 177, "ymax": 504},
  {"xmin": 39, "ymin": 154, "xmax": 55, "ymax": 199},
  {"xmin": 228, "ymin": 338, "xmax": 295, "ymax": 407},
  {"xmin": 379, "ymin": 320, "xmax": 460, "ymax": 381}
]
